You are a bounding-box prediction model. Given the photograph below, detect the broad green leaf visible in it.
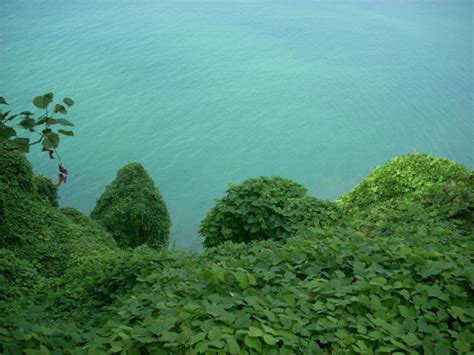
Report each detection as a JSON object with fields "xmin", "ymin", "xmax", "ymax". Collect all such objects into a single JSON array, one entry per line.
[
  {"xmin": 33, "ymin": 92, "xmax": 53, "ymax": 109},
  {"xmin": 401, "ymin": 333, "xmax": 419, "ymax": 346},
  {"xmin": 0, "ymin": 125, "xmax": 16, "ymax": 138},
  {"xmin": 56, "ymin": 118, "xmax": 75, "ymax": 127},
  {"xmin": 234, "ymin": 271, "xmax": 249, "ymax": 289},
  {"xmin": 248, "ymin": 326, "xmax": 263, "ymax": 337},
  {"xmin": 225, "ymin": 335, "xmax": 240, "ymax": 353},
  {"xmin": 263, "ymin": 334, "xmax": 277, "ymax": 345},
  {"xmin": 244, "ymin": 335, "xmax": 262, "ymax": 352},
  {"xmin": 63, "ymin": 97, "xmax": 74, "ymax": 106},
  {"xmin": 42, "ymin": 132, "xmax": 60, "ymax": 149},
  {"xmin": 58, "ymin": 129, "xmax": 74, "ymax": 136},
  {"xmin": 19, "ymin": 118, "xmax": 36, "ymax": 129},
  {"xmin": 369, "ymin": 277, "xmax": 387, "ymax": 286},
  {"xmin": 54, "ymin": 104, "xmax": 67, "ymax": 114},
  {"xmin": 13, "ymin": 137, "xmax": 30, "ymax": 152}
]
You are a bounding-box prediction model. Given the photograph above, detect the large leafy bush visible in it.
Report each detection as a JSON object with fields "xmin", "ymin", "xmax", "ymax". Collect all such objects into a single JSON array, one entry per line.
[
  {"xmin": 339, "ymin": 153, "xmax": 473, "ymax": 236},
  {"xmin": 33, "ymin": 174, "xmax": 59, "ymax": 207},
  {"xmin": 91, "ymin": 163, "xmax": 171, "ymax": 249},
  {"xmin": 339, "ymin": 153, "xmax": 471, "ymax": 212},
  {"xmin": 200, "ymin": 177, "xmax": 340, "ymax": 247},
  {"xmin": 0, "ymin": 151, "xmax": 117, "ymax": 277}
]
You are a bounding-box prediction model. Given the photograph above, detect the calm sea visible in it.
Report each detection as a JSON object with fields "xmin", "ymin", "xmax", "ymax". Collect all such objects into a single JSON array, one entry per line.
[{"xmin": 1, "ymin": 0, "xmax": 472, "ymax": 249}]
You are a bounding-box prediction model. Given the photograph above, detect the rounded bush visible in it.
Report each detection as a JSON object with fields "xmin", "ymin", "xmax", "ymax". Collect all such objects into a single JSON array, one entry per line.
[
  {"xmin": 0, "ymin": 149, "xmax": 33, "ymax": 191},
  {"xmin": 91, "ymin": 163, "xmax": 171, "ymax": 249},
  {"xmin": 338, "ymin": 153, "xmax": 471, "ymax": 212},
  {"xmin": 200, "ymin": 176, "xmax": 340, "ymax": 247},
  {"xmin": 33, "ymin": 174, "xmax": 59, "ymax": 207}
]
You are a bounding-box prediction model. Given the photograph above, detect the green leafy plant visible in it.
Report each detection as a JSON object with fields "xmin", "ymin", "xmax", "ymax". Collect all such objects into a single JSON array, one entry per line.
[
  {"xmin": 91, "ymin": 163, "xmax": 171, "ymax": 249},
  {"xmin": 200, "ymin": 176, "xmax": 341, "ymax": 247},
  {"xmin": 33, "ymin": 174, "xmax": 59, "ymax": 207},
  {"xmin": 338, "ymin": 154, "xmax": 473, "ymax": 237},
  {"xmin": 0, "ymin": 151, "xmax": 117, "ymax": 278},
  {"xmin": 0, "ymin": 93, "xmax": 75, "ymax": 185},
  {"xmin": 0, "ymin": 153, "xmax": 472, "ymax": 354}
]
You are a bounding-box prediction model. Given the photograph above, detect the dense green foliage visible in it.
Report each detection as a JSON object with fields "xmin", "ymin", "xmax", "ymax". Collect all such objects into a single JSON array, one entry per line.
[
  {"xmin": 0, "ymin": 151, "xmax": 116, "ymax": 278},
  {"xmin": 339, "ymin": 154, "xmax": 473, "ymax": 237},
  {"xmin": 200, "ymin": 177, "xmax": 340, "ymax": 247},
  {"xmin": 91, "ymin": 163, "xmax": 171, "ymax": 249},
  {"xmin": 0, "ymin": 152, "xmax": 473, "ymax": 353},
  {"xmin": 33, "ymin": 174, "xmax": 59, "ymax": 207},
  {"xmin": 0, "ymin": 249, "xmax": 40, "ymax": 306},
  {"xmin": 1, "ymin": 226, "xmax": 472, "ymax": 353}
]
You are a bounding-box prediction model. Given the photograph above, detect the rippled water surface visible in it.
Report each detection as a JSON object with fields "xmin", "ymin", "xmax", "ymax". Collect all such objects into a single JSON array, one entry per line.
[{"xmin": 1, "ymin": 0, "xmax": 472, "ymax": 248}]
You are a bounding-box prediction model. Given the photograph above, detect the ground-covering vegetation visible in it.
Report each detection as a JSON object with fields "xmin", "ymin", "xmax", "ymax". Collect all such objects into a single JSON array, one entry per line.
[
  {"xmin": 91, "ymin": 163, "xmax": 171, "ymax": 249},
  {"xmin": 0, "ymin": 151, "xmax": 473, "ymax": 354}
]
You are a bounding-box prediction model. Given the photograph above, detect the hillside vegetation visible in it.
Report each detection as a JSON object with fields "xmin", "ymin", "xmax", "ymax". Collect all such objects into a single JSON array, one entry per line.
[{"xmin": 0, "ymin": 152, "xmax": 473, "ymax": 354}]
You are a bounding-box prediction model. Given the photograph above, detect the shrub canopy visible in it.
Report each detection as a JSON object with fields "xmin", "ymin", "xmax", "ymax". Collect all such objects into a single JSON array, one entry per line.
[
  {"xmin": 91, "ymin": 163, "xmax": 171, "ymax": 249},
  {"xmin": 338, "ymin": 153, "xmax": 473, "ymax": 236},
  {"xmin": 33, "ymin": 174, "xmax": 59, "ymax": 207},
  {"xmin": 0, "ymin": 151, "xmax": 117, "ymax": 278},
  {"xmin": 200, "ymin": 177, "xmax": 340, "ymax": 247}
]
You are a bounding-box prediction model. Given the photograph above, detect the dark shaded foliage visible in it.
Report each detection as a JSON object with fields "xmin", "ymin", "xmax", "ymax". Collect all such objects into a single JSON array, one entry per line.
[
  {"xmin": 91, "ymin": 163, "xmax": 171, "ymax": 249},
  {"xmin": 0, "ymin": 151, "xmax": 117, "ymax": 278},
  {"xmin": 33, "ymin": 174, "xmax": 59, "ymax": 207}
]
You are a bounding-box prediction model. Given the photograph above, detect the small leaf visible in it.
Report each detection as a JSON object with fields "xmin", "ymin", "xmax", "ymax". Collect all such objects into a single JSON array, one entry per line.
[
  {"xmin": 0, "ymin": 125, "xmax": 16, "ymax": 138},
  {"xmin": 248, "ymin": 326, "xmax": 263, "ymax": 337},
  {"xmin": 13, "ymin": 137, "xmax": 30, "ymax": 152},
  {"xmin": 401, "ymin": 333, "xmax": 419, "ymax": 347},
  {"xmin": 0, "ymin": 97, "xmax": 8, "ymax": 105},
  {"xmin": 54, "ymin": 104, "xmax": 67, "ymax": 114},
  {"xmin": 33, "ymin": 92, "xmax": 54, "ymax": 109},
  {"xmin": 63, "ymin": 97, "xmax": 74, "ymax": 107},
  {"xmin": 56, "ymin": 118, "xmax": 74, "ymax": 127},
  {"xmin": 369, "ymin": 277, "xmax": 387, "ymax": 286},
  {"xmin": 20, "ymin": 118, "xmax": 36, "ymax": 129},
  {"xmin": 46, "ymin": 118, "xmax": 58, "ymax": 125},
  {"xmin": 43, "ymin": 132, "xmax": 60, "ymax": 149},
  {"xmin": 263, "ymin": 334, "xmax": 277, "ymax": 345},
  {"xmin": 234, "ymin": 271, "xmax": 249, "ymax": 289},
  {"xmin": 244, "ymin": 335, "xmax": 261, "ymax": 352},
  {"xmin": 58, "ymin": 129, "xmax": 74, "ymax": 136}
]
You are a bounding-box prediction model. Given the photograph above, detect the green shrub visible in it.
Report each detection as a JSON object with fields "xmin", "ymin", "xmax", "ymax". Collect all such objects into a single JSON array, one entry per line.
[
  {"xmin": 338, "ymin": 153, "xmax": 473, "ymax": 236},
  {"xmin": 33, "ymin": 174, "xmax": 59, "ymax": 207},
  {"xmin": 0, "ymin": 148, "xmax": 33, "ymax": 191},
  {"xmin": 91, "ymin": 163, "xmax": 171, "ymax": 249},
  {"xmin": 200, "ymin": 177, "xmax": 341, "ymax": 247},
  {"xmin": 0, "ymin": 151, "xmax": 117, "ymax": 277},
  {"xmin": 0, "ymin": 249, "xmax": 40, "ymax": 306},
  {"xmin": 338, "ymin": 153, "xmax": 470, "ymax": 212}
]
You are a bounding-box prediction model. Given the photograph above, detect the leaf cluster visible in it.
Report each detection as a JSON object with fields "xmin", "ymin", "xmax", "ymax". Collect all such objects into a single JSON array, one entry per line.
[{"xmin": 0, "ymin": 93, "xmax": 75, "ymax": 154}]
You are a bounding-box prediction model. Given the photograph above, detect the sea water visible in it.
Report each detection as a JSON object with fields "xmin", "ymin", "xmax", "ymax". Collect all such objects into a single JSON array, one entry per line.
[{"xmin": 1, "ymin": 0, "xmax": 472, "ymax": 249}]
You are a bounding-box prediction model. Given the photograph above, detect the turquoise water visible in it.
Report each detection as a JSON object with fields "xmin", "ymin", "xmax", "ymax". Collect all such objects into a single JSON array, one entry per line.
[{"xmin": 1, "ymin": 0, "xmax": 472, "ymax": 249}]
